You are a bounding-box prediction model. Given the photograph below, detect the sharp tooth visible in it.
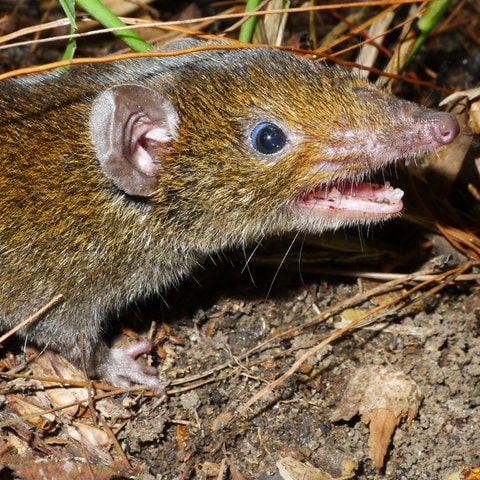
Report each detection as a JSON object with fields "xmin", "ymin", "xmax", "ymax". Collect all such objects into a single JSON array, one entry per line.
[
  {"xmin": 329, "ymin": 187, "xmax": 341, "ymax": 200},
  {"xmin": 389, "ymin": 188, "xmax": 404, "ymax": 202},
  {"xmin": 376, "ymin": 187, "xmax": 404, "ymax": 204}
]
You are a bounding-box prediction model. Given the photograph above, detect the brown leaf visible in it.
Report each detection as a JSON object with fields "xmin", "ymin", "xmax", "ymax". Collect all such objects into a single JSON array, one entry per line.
[
  {"xmin": 6, "ymin": 394, "xmax": 56, "ymax": 432},
  {"xmin": 30, "ymin": 352, "xmax": 88, "ymax": 417},
  {"xmin": 331, "ymin": 366, "xmax": 422, "ymax": 469},
  {"xmin": 66, "ymin": 421, "xmax": 112, "ymax": 464},
  {"xmin": 362, "ymin": 407, "xmax": 399, "ymax": 469},
  {"xmin": 4, "ymin": 454, "xmax": 128, "ymax": 480},
  {"xmin": 276, "ymin": 455, "xmax": 355, "ymax": 480}
]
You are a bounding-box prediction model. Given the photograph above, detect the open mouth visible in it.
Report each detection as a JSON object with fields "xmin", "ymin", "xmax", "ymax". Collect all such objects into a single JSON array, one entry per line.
[{"xmin": 299, "ymin": 180, "xmax": 404, "ymax": 218}]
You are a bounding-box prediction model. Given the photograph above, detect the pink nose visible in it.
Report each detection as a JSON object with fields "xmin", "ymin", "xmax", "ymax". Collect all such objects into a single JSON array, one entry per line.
[{"xmin": 429, "ymin": 111, "xmax": 460, "ymax": 145}]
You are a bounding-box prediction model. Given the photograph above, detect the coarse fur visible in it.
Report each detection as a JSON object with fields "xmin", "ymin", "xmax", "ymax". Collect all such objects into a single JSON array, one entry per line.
[{"xmin": 0, "ymin": 40, "xmax": 458, "ymax": 389}]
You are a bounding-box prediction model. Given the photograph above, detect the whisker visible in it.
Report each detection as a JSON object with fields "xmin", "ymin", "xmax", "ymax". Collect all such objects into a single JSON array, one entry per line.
[{"xmin": 266, "ymin": 231, "xmax": 300, "ymax": 300}]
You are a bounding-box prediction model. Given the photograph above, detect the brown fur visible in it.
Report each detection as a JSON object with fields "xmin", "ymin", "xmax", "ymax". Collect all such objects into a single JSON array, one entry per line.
[{"xmin": 0, "ymin": 42, "xmax": 458, "ymax": 389}]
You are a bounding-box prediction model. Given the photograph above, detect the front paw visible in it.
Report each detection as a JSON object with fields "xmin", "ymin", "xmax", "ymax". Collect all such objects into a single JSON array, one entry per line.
[{"xmin": 97, "ymin": 340, "xmax": 164, "ymax": 395}]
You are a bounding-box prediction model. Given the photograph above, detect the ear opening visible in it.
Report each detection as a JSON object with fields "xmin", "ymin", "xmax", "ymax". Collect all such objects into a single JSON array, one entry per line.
[{"xmin": 90, "ymin": 84, "xmax": 179, "ymax": 197}]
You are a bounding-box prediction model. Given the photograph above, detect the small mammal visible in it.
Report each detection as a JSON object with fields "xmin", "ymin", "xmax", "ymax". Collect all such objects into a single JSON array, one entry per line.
[{"xmin": 0, "ymin": 40, "xmax": 459, "ymax": 393}]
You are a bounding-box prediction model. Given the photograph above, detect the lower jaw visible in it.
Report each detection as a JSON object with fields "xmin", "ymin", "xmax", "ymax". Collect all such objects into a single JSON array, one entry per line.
[{"xmin": 296, "ymin": 181, "xmax": 404, "ymax": 223}]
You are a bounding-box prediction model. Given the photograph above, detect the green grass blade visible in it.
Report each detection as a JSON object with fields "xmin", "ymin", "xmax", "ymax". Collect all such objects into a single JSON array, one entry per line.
[{"xmin": 76, "ymin": 0, "xmax": 152, "ymax": 52}]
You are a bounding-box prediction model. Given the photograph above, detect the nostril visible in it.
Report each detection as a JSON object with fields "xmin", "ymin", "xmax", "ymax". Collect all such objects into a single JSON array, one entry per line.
[
  {"xmin": 433, "ymin": 112, "xmax": 460, "ymax": 145},
  {"xmin": 411, "ymin": 108, "xmax": 461, "ymax": 147}
]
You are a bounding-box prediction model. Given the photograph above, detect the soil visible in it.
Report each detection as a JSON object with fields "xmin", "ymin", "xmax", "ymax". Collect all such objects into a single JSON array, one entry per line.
[
  {"xmin": 119, "ymin": 250, "xmax": 480, "ymax": 480},
  {"xmin": 2, "ymin": 229, "xmax": 479, "ymax": 479}
]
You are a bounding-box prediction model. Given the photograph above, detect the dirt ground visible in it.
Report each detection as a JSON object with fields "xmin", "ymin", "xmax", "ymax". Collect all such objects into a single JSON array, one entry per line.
[
  {"xmin": 2, "ymin": 228, "xmax": 479, "ymax": 479},
  {"xmin": 137, "ymin": 254, "xmax": 480, "ymax": 480},
  {"xmin": 128, "ymin": 251, "xmax": 480, "ymax": 480},
  {"xmin": 0, "ymin": 1, "xmax": 479, "ymax": 479}
]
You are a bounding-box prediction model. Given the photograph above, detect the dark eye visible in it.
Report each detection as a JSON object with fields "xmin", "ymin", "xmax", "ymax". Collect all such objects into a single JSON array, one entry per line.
[{"xmin": 251, "ymin": 122, "xmax": 287, "ymax": 155}]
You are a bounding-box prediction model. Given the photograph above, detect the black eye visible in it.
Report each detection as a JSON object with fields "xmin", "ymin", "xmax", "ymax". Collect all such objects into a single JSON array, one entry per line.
[{"xmin": 251, "ymin": 122, "xmax": 287, "ymax": 155}]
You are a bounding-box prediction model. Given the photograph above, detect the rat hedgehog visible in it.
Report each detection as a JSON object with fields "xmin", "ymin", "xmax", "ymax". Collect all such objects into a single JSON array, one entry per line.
[{"xmin": 0, "ymin": 41, "xmax": 459, "ymax": 392}]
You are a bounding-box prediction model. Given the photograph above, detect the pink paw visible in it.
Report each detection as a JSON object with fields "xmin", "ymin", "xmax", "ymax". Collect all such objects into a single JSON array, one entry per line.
[{"xmin": 99, "ymin": 340, "xmax": 164, "ymax": 394}]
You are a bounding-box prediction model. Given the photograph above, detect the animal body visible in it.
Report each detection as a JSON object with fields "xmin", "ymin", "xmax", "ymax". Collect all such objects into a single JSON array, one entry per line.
[{"xmin": 0, "ymin": 40, "xmax": 459, "ymax": 393}]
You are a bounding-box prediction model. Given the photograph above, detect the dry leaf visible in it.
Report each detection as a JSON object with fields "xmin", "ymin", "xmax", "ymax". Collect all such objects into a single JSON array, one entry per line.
[
  {"xmin": 277, "ymin": 455, "xmax": 355, "ymax": 480},
  {"xmin": 470, "ymin": 100, "xmax": 480, "ymax": 134},
  {"xmin": 6, "ymin": 394, "xmax": 56, "ymax": 432},
  {"xmin": 195, "ymin": 462, "xmax": 222, "ymax": 477},
  {"xmin": 440, "ymin": 86, "xmax": 480, "ymax": 108},
  {"xmin": 227, "ymin": 457, "xmax": 247, "ymax": 480},
  {"xmin": 67, "ymin": 421, "xmax": 112, "ymax": 464},
  {"xmin": 330, "ymin": 366, "xmax": 422, "ymax": 469},
  {"xmin": 29, "ymin": 352, "xmax": 89, "ymax": 417},
  {"xmin": 5, "ymin": 456, "xmax": 126, "ymax": 480},
  {"xmin": 463, "ymin": 466, "xmax": 480, "ymax": 480},
  {"xmin": 446, "ymin": 466, "xmax": 480, "ymax": 480},
  {"xmin": 101, "ymin": 0, "xmax": 154, "ymax": 17}
]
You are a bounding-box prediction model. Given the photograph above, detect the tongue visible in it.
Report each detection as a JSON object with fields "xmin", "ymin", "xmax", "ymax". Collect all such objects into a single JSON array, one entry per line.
[{"xmin": 305, "ymin": 182, "xmax": 404, "ymax": 214}]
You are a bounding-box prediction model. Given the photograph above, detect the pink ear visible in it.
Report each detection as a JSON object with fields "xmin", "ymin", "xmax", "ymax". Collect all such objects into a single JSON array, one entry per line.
[{"xmin": 90, "ymin": 84, "xmax": 179, "ymax": 197}]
